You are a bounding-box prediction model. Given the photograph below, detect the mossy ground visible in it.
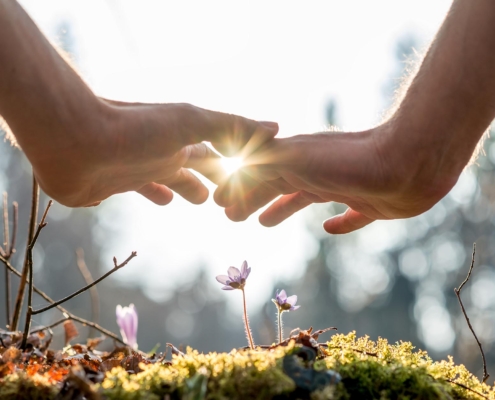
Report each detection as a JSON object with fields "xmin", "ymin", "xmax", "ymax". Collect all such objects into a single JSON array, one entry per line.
[{"xmin": 1, "ymin": 332, "xmax": 494, "ymax": 399}]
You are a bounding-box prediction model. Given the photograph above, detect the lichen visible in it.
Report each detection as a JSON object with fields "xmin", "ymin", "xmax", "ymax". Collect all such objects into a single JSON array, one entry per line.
[
  {"xmin": 1, "ymin": 332, "xmax": 494, "ymax": 399},
  {"xmin": 0, "ymin": 372, "xmax": 58, "ymax": 400}
]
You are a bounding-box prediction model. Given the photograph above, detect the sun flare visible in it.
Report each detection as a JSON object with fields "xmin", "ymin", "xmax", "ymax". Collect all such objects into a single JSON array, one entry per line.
[{"xmin": 220, "ymin": 156, "xmax": 244, "ymax": 175}]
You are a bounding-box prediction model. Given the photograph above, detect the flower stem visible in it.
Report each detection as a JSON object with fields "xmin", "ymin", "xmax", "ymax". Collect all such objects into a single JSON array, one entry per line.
[
  {"xmin": 277, "ymin": 310, "xmax": 283, "ymax": 344},
  {"xmin": 241, "ymin": 288, "xmax": 254, "ymax": 349}
]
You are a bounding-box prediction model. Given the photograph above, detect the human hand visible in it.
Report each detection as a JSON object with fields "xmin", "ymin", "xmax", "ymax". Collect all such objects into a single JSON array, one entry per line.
[
  {"xmin": 0, "ymin": 1, "xmax": 280, "ymax": 208},
  {"xmin": 27, "ymin": 100, "xmax": 278, "ymax": 207},
  {"xmin": 214, "ymin": 126, "xmax": 457, "ymax": 234}
]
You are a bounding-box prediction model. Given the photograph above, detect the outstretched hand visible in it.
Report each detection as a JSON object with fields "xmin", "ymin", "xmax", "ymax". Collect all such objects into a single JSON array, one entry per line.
[
  {"xmin": 214, "ymin": 126, "xmax": 455, "ymax": 234},
  {"xmin": 0, "ymin": 0, "xmax": 279, "ymax": 208},
  {"xmin": 27, "ymin": 100, "xmax": 279, "ymax": 207}
]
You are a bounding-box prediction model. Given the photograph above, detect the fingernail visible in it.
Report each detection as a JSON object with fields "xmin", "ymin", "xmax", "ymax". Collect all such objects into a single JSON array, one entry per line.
[{"xmin": 259, "ymin": 121, "xmax": 279, "ymax": 131}]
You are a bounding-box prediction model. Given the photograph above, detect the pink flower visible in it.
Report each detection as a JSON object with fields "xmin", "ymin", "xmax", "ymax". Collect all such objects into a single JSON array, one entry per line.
[
  {"xmin": 273, "ymin": 290, "xmax": 300, "ymax": 312},
  {"xmin": 216, "ymin": 261, "xmax": 251, "ymax": 290},
  {"xmin": 116, "ymin": 304, "xmax": 138, "ymax": 350}
]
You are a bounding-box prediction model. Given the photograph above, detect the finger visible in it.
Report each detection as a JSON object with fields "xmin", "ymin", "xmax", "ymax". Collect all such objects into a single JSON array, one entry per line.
[
  {"xmin": 223, "ymin": 177, "xmax": 299, "ymax": 221},
  {"xmin": 136, "ymin": 183, "xmax": 174, "ymax": 206},
  {"xmin": 214, "ymin": 164, "xmax": 293, "ymax": 207},
  {"xmin": 323, "ymin": 208, "xmax": 375, "ymax": 234},
  {"xmin": 225, "ymin": 185, "xmax": 280, "ymax": 222},
  {"xmin": 173, "ymin": 104, "xmax": 279, "ymax": 156},
  {"xmin": 159, "ymin": 168, "xmax": 209, "ymax": 205},
  {"xmin": 84, "ymin": 201, "xmax": 102, "ymax": 207},
  {"xmin": 182, "ymin": 143, "xmax": 226, "ymax": 184},
  {"xmin": 259, "ymin": 191, "xmax": 318, "ymax": 227},
  {"xmin": 214, "ymin": 169, "xmax": 260, "ymax": 207}
]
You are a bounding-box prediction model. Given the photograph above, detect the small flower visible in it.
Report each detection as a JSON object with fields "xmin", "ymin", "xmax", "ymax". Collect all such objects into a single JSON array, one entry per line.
[
  {"xmin": 215, "ymin": 261, "xmax": 255, "ymax": 349},
  {"xmin": 272, "ymin": 289, "xmax": 300, "ymax": 344},
  {"xmin": 272, "ymin": 290, "xmax": 300, "ymax": 312},
  {"xmin": 215, "ymin": 261, "xmax": 251, "ymax": 290},
  {"xmin": 116, "ymin": 304, "xmax": 138, "ymax": 350}
]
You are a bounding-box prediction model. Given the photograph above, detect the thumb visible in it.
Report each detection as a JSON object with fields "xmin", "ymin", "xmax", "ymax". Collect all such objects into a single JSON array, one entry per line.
[
  {"xmin": 175, "ymin": 104, "xmax": 279, "ymax": 156},
  {"xmin": 323, "ymin": 208, "xmax": 375, "ymax": 234}
]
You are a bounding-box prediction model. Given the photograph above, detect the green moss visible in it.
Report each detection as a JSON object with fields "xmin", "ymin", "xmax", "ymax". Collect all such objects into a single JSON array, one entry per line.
[
  {"xmin": 322, "ymin": 332, "xmax": 494, "ymax": 399},
  {"xmin": 2, "ymin": 333, "xmax": 494, "ymax": 399},
  {"xmin": 100, "ymin": 344, "xmax": 295, "ymax": 400},
  {"xmin": 0, "ymin": 373, "xmax": 58, "ymax": 400}
]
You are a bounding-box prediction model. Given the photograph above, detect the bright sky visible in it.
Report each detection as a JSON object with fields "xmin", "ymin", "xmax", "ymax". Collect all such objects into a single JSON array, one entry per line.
[{"xmin": 19, "ymin": 0, "xmax": 453, "ymax": 310}]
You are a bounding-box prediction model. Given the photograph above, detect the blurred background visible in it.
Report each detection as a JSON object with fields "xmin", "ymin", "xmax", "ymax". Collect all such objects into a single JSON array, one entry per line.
[{"xmin": 1, "ymin": 0, "xmax": 494, "ymax": 379}]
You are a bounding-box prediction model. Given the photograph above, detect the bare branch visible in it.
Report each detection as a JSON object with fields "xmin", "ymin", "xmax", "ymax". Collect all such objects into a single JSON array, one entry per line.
[
  {"xmin": 11, "ymin": 174, "xmax": 39, "ymax": 330},
  {"xmin": 32, "ymin": 251, "xmax": 137, "ymax": 315},
  {"xmin": 0, "ymin": 253, "xmax": 126, "ymax": 345},
  {"xmin": 8, "ymin": 201, "xmax": 18, "ymax": 258},
  {"xmin": 3, "ymin": 192, "xmax": 9, "ymax": 255},
  {"xmin": 21, "ymin": 200, "xmax": 52, "ymax": 349},
  {"xmin": 446, "ymin": 379, "xmax": 489, "ymax": 400},
  {"xmin": 2, "ymin": 193, "xmax": 10, "ymax": 327},
  {"xmin": 30, "ymin": 317, "xmax": 68, "ymax": 334},
  {"xmin": 2, "ymin": 196, "xmax": 18, "ymax": 328},
  {"xmin": 454, "ymin": 243, "xmax": 489, "ymax": 383},
  {"xmin": 75, "ymin": 248, "xmax": 100, "ymax": 337},
  {"xmin": 3, "ymin": 261, "xmax": 9, "ymax": 328}
]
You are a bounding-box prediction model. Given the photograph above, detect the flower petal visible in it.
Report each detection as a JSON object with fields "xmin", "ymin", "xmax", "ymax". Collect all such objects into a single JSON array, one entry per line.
[
  {"xmin": 116, "ymin": 305, "xmax": 127, "ymax": 330},
  {"xmin": 286, "ymin": 295, "xmax": 297, "ymax": 306},
  {"xmin": 240, "ymin": 261, "xmax": 251, "ymax": 279},
  {"xmin": 291, "ymin": 305, "xmax": 301, "ymax": 311},
  {"xmin": 221, "ymin": 285, "xmax": 235, "ymax": 291},
  {"xmin": 227, "ymin": 266, "xmax": 241, "ymax": 279},
  {"xmin": 216, "ymin": 275, "xmax": 230, "ymax": 285},
  {"xmin": 278, "ymin": 290, "xmax": 287, "ymax": 302}
]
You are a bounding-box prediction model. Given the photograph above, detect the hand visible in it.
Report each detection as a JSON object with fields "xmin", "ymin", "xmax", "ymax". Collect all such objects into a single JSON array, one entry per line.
[
  {"xmin": 214, "ymin": 125, "xmax": 456, "ymax": 234},
  {"xmin": 27, "ymin": 100, "xmax": 278, "ymax": 207},
  {"xmin": 0, "ymin": 1, "xmax": 279, "ymax": 208}
]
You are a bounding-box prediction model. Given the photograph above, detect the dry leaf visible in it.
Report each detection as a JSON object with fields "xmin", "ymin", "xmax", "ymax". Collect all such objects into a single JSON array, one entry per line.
[
  {"xmin": 2, "ymin": 346, "xmax": 21, "ymax": 363},
  {"xmin": 86, "ymin": 336, "xmax": 105, "ymax": 351},
  {"xmin": 63, "ymin": 320, "xmax": 79, "ymax": 346}
]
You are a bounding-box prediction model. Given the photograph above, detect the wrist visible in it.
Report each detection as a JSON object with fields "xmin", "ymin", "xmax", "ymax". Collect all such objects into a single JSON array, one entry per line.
[{"xmin": 375, "ymin": 119, "xmax": 460, "ymax": 211}]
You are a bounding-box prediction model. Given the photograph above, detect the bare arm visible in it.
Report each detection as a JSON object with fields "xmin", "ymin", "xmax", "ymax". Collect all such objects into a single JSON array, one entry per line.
[
  {"xmin": 216, "ymin": 0, "xmax": 495, "ymax": 233},
  {"xmin": 0, "ymin": 0, "xmax": 278, "ymax": 207},
  {"xmin": 0, "ymin": 0, "xmax": 102, "ymax": 151},
  {"xmin": 380, "ymin": 0, "xmax": 495, "ymax": 199}
]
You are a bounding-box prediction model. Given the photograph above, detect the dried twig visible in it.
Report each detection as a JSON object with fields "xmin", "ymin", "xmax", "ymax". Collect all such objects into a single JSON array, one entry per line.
[
  {"xmin": 9, "ymin": 201, "xmax": 18, "ymax": 259},
  {"xmin": 1, "ymin": 193, "xmax": 18, "ymax": 328},
  {"xmin": 21, "ymin": 200, "xmax": 52, "ymax": 349},
  {"xmin": 2, "ymin": 193, "xmax": 9, "ymax": 327},
  {"xmin": 2, "ymin": 192, "xmax": 9, "ymax": 256},
  {"xmin": 445, "ymin": 379, "xmax": 489, "ymax": 400},
  {"xmin": 454, "ymin": 243, "xmax": 489, "ymax": 383},
  {"xmin": 32, "ymin": 252, "xmax": 137, "ymax": 315},
  {"xmin": 0, "ymin": 253, "xmax": 127, "ymax": 346},
  {"xmin": 75, "ymin": 248, "xmax": 100, "ymax": 338},
  {"xmin": 11, "ymin": 174, "xmax": 39, "ymax": 330},
  {"xmin": 30, "ymin": 317, "xmax": 68, "ymax": 334}
]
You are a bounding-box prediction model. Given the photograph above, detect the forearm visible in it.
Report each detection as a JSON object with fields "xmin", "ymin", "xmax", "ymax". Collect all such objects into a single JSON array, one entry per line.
[
  {"xmin": 381, "ymin": 0, "xmax": 495, "ymax": 192},
  {"xmin": 0, "ymin": 0, "xmax": 104, "ymax": 154}
]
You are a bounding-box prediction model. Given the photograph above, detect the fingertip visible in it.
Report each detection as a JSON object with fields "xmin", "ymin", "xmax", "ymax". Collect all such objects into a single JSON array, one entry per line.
[
  {"xmin": 225, "ymin": 206, "xmax": 248, "ymax": 222},
  {"xmin": 213, "ymin": 186, "xmax": 233, "ymax": 208},
  {"xmin": 322, "ymin": 210, "xmax": 375, "ymax": 234},
  {"xmin": 137, "ymin": 183, "xmax": 174, "ymax": 206},
  {"xmin": 322, "ymin": 218, "xmax": 343, "ymax": 234},
  {"xmin": 258, "ymin": 212, "xmax": 278, "ymax": 227},
  {"xmin": 189, "ymin": 187, "xmax": 209, "ymax": 205},
  {"xmin": 258, "ymin": 121, "xmax": 279, "ymax": 136},
  {"xmin": 85, "ymin": 201, "xmax": 102, "ymax": 208}
]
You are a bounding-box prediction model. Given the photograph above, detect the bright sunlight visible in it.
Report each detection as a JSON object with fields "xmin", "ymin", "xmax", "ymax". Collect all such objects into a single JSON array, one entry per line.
[{"xmin": 221, "ymin": 156, "xmax": 244, "ymax": 175}]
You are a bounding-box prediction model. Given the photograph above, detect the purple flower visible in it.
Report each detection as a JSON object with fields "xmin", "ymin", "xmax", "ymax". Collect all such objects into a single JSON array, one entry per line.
[
  {"xmin": 116, "ymin": 304, "xmax": 138, "ymax": 350},
  {"xmin": 216, "ymin": 261, "xmax": 251, "ymax": 290},
  {"xmin": 273, "ymin": 290, "xmax": 300, "ymax": 312}
]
